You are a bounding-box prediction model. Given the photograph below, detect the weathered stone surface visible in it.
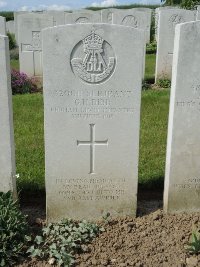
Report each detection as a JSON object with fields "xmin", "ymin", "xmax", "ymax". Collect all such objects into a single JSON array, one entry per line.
[
  {"xmin": 132, "ymin": 8, "xmax": 152, "ymax": 43},
  {"xmin": 164, "ymin": 21, "xmax": 200, "ymax": 213},
  {"xmin": 155, "ymin": 7, "xmax": 181, "ymax": 41},
  {"xmin": 65, "ymin": 10, "xmax": 101, "ymax": 24},
  {"xmin": 101, "ymin": 8, "xmax": 150, "ymax": 43},
  {"xmin": 0, "ymin": 16, "xmax": 6, "ymax": 35},
  {"xmin": 18, "ymin": 13, "xmax": 54, "ymax": 77},
  {"xmin": 196, "ymin": 5, "xmax": 200, "ymax": 20},
  {"xmin": 14, "ymin": 11, "xmax": 29, "ymax": 43},
  {"xmin": 44, "ymin": 10, "xmax": 65, "ymax": 26},
  {"xmin": 43, "ymin": 23, "xmax": 144, "ymax": 222},
  {"xmin": 6, "ymin": 20, "xmax": 15, "ymax": 34},
  {"xmin": 0, "ymin": 35, "xmax": 16, "ymax": 196},
  {"xmin": 155, "ymin": 9, "xmax": 195, "ymax": 81}
]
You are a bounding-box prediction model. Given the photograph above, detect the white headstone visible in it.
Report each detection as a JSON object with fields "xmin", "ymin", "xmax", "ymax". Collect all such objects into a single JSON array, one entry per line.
[
  {"xmin": 155, "ymin": 7, "xmax": 179, "ymax": 41},
  {"xmin": 6, "ymin": 20, "xmax": 15, "ymax": 34},
  {"xmin": 14, "ymin": 11, "xmax": 29, "ymax": 43},
  {"xmin": 44, "ymin": 11, "xmax": 65, "ymax": 26},
  {"xmin": 43, "ymin": 23, "xmax": 144, "ymax": 222},
  {"xmin": 65, "ymin": 10, "xmax": 101, "ymax": 24},
  {"xmin": 133, "ymin": 8, "xmax": 152, "ymax": 43},
  {"xmin": 0, "ymin": 16, "xmax": 6, "ymax": 35},
  {"xmin": 155, "ymin": 9, "xmax": 195, "ymax": 82},
  {"xmin": 164, "ymin": 21, "xmax": 200, "ymax": 213},
  {"xmin": 18, "ymin": 13, "xmax": 54, "ymax": 77},
  {"xmin": 101, "ymin": 8, "xmax": 151, "ymax": 43},
  {"xmin": 196, "ymin": 5, "xmax": 200, "ymax": 20},
  {"xmin": 0, "ymin": 35, "xmax": 16, "ymax": 197}
]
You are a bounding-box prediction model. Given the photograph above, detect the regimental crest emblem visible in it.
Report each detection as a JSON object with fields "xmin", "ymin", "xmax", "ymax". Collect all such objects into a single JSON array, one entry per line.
[
  {"xmin": 169, "ymin": 14, "xmax": 185, "ymax": 29},
  {"xmin": 70, "ymin": 28, "xmax": 116, "ymax": 84}
]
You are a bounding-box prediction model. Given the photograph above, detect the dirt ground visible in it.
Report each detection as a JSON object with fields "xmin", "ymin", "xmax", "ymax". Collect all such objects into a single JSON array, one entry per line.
[{"xmin": 16, "ymin": 190, "xmax": 200, "ymax": 267}]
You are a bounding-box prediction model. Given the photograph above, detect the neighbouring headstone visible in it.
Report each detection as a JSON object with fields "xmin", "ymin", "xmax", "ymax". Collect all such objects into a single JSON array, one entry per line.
[
  {"xmin": 43, "ymin": 23, "xmax": 144, "ymax": 222},
  {"xmin": 101, "ymin": 8, "xmax": 151, "ymax": 43},
  {"xmin": 0, "ymin": 16, "xmax": 6, "ymax": 35},
  {"xmin": 0, "ymin": 35, "xmax": 16, "ymax": 197},
  {"xmin": 133, "ymin": 8, "xmax": 152, "ymax": 43},
  {"xmin": 65, "ymin": 10, "xmax": 101, "ymax": 24},
  {"xmin": 6, "ymin": 20, "xmax": 15, "ymax": 34},
  {"xmin": 44, "ymin": 11, "xmax": 65, "ymax": 26},
  {"xmin": 14, "ymin": 11, "xmax": 29, "ymax": 43},
  {"xmin": 155, "ymin": 9, "xmax": 195, "ymax": 82},
  {"xmin": 196, "ymin": 5, "xmax": 200, "ymax": 20},
  {"xmin": 18, "ymin": 13, "xmax": 54, "ymax": 77},
  {"xmin": 164, "ymin": 21, "xmax": 200, "ymax": 213},
  {"xmin": 154, "ymin": 6, "xmax": 179, "ymax": 41}
]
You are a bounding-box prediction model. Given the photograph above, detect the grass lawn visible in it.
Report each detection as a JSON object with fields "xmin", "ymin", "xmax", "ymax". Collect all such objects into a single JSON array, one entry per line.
[
  {"xmin": 10, "ymin": 59, "xmax": 19, "ymax": 70},
  {"xmin": 13, "ymin": 94, "xmax": 44, "ymax": 192},
  {"xmin": 13, "ymin": 89, "xmax": 170, "ymax": 193},
  {"xmin": 145, "ymin": 54, "xmax": 156, "ymax": 82}
]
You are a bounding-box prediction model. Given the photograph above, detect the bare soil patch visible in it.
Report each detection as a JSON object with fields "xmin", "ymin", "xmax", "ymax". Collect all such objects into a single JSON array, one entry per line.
[{"xmin": 16, "ymin": 190, "xmax": 200, "ymax": 267}]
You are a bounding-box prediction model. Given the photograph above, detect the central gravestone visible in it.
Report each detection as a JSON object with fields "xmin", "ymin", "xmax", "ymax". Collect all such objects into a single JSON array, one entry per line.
[{"xmin": 43, "ymin": 24, "xmax": 144, "ymax": 222}]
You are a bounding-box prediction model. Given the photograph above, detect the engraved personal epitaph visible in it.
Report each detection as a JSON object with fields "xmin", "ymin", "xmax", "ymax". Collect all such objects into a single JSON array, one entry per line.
[
  {"xmin": 71, "ymin": 28, "xmax": 116, "ymax": 84},
  {"xmin": 77, "ymin": 124, "xmax": 108, "ymax": 174}
]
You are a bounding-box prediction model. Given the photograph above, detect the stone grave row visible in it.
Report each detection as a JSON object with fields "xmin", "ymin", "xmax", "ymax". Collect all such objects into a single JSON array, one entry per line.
[
  {"xmin": 0, "ymin": 20, "xmax": 200, "ymax": 223},
  {"xmin": 16, "ymin": 8, "xmax": 151, "ymax": 77},
  {"xmin": 15, "ymin": 8, "xmax": 152, "ymax": 42}
]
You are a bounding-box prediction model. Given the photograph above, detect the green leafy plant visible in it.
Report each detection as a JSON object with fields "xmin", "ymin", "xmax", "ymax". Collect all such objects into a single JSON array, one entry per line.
[
  {"xmin": 181, "ymin": 0, "xmax": 200, "ymax": 9},
  {"xmin": 185, "ymin": 230, "xmax": 200, "ymax": 254},
  {"xmin": 7, "ymin": 32, "xmax": 16, "ymax": 50},
  {"xmin": 146, "ymin": 41, "xmax": 157, "ymax": 54},
  {"xmin": 157, "ymin": 78, "xmax": 171, "ymax": 88},
  {"xmin": 0, "ymin": 191, "xmax": 30, "ymax": 267},
  {"xmin": 28, "ymin": 218, "xmax": 103, "ymax": 267},
  {"xmin": 142, "ymin": 80, "xmax": 151, "ymax": 90}
]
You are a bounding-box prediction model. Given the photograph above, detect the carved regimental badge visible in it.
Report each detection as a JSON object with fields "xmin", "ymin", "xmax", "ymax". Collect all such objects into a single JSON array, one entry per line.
[
  {"xmin": 122, "ymin": 15, "xmax": 138, "ymax": 28},
  {"xmin": 169, "ymin": 14, "xmax": 185, "ymax": 28},
  {"xmin": 71, "ymin": 28, "xmax": 116, "ymax": 84}
]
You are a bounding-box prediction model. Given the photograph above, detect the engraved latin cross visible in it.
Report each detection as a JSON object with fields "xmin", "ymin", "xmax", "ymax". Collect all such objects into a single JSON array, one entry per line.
[{"xmin": 77, "ymin": 124, "xmax": 108, "ymax": 174}]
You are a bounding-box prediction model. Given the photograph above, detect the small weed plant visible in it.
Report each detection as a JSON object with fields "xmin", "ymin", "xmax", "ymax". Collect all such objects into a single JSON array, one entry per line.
[
  {"xmin": 157, "ymin": 78, "xmax": 171, "ymax": 89},
  {"xmin": 11, "ymin": 70, "xmax": 38, "ymax": 94},
  {"xmin": 28, "ymin": 218, "xmax": 104, "ymax": 267},
  {"xmin": 146, "ymin": 41, "xmax": 157, "ymax": 54},
  {"xmin": 0, "ymin": 191, "xmax": 30, "ymax": 267},
  {"xmin": 185, "ymin": 229, "xmax": 200, "ymax": 254}
]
